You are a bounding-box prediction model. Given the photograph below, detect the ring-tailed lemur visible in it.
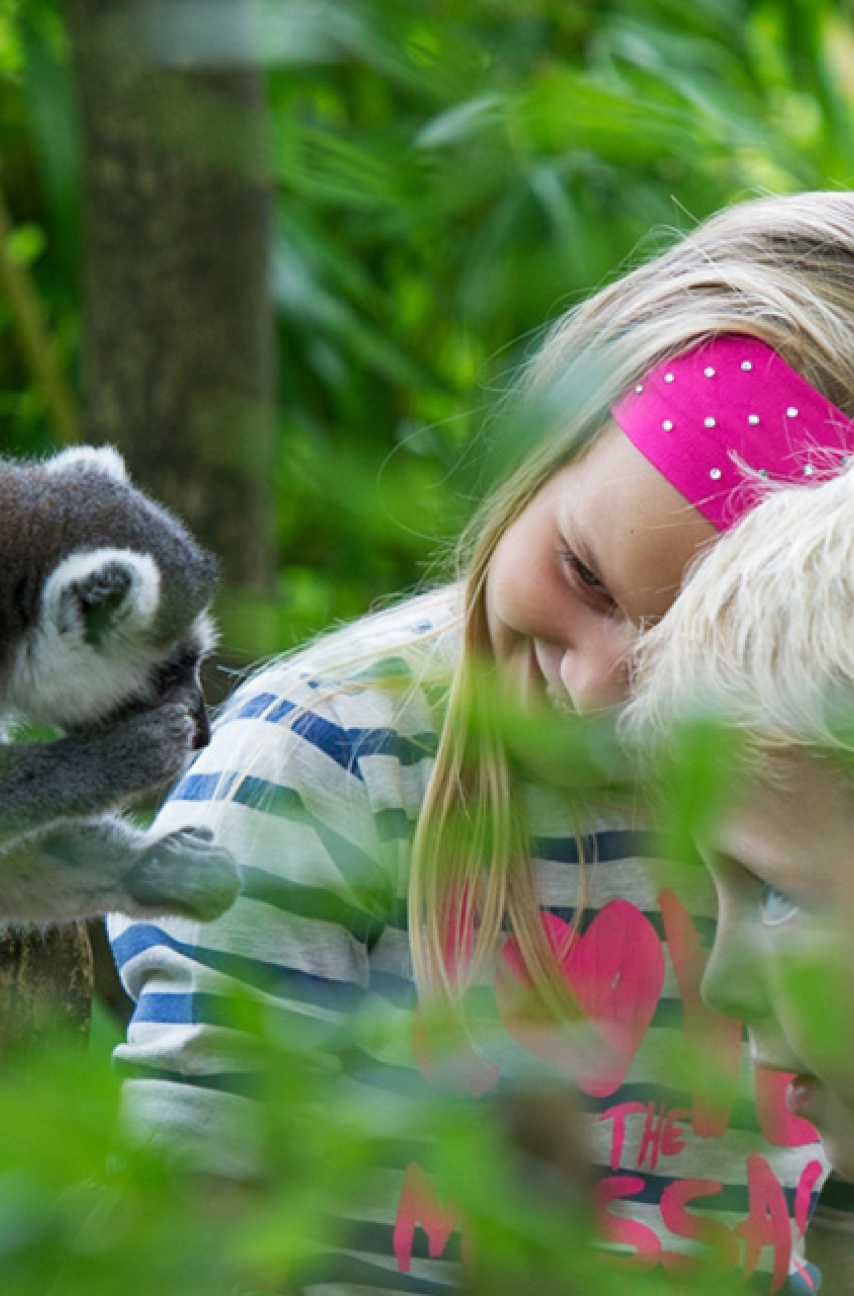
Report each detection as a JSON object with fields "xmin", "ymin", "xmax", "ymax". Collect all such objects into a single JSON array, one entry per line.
[{"xmin": 0, "ymin": 444, "xmax": 240, "ymax": 922}]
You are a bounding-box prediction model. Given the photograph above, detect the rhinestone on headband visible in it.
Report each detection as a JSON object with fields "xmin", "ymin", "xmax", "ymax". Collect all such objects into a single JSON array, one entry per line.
[{"xmin": 610, "ymin": 335, "xmax": 854, "ymax": 532}]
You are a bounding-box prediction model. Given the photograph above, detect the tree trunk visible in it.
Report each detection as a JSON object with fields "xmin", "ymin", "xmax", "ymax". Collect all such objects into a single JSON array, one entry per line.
[
  {"xmin": 63, "ymin": 0, "xmax": 277, "ymax": 592},
  {"xmin": 0, "ymin": 923, "xmax": 93, "ymax": 1051},
  {"xmin": 25, "ymin": 0, "xmax": 278, "ymax": 1033}
]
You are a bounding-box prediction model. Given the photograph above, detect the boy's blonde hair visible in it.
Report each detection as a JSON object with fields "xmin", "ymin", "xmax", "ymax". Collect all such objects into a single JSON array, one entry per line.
[{"xmin": 624, "ymin": 463, "xmax": 854, "ymax": 755}]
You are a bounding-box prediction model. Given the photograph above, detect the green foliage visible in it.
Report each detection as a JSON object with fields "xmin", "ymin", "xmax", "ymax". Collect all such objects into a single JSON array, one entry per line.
[
  {"xmin": 245, "ymin": 0, "xmax": 854, "ymax": 644},
  {"xmin": 0, "ymin": 0, "xmax": 77, "ymax": 452},
  {"xmin": 5, "ymin": 0, "xmax": 852, "ymax": 642},
  {"xmin": 0, "ymin": 942, "xmax": 763, "ymax": 1295},
  {"xmin": 0, "ymin": 2, "xmax": 850, "ymax": 1288}
]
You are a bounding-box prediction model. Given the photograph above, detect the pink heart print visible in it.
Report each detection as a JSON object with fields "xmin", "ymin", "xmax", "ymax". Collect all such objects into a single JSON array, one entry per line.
[{"xmin": 498, "ymin": 901, "xmax": 667, "ymax": 1098}]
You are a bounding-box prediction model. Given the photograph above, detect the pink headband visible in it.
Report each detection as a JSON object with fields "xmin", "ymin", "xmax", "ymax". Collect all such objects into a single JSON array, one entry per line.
[{"xmin": 611, "ymin": 335, "xmax": 854, "ymax": 531}]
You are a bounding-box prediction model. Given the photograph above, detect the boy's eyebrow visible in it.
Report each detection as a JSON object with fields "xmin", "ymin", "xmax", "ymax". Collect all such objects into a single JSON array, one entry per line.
[
  {"xmin": 714, "ymin": 844, "xmax": 806, "ymax": 896},
  {"xmin": 714, "ymin": 848, "xmax": 763, "ymax": 882}
]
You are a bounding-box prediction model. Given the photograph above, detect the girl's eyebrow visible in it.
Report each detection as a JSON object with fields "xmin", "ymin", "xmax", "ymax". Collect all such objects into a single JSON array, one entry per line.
[
  {"xmin": 580, "ymin": 543, "xmax": 615, "ymax": 596},
  {"xmin": 562, "ymin": 521, "xmax": 620, "ymax": 605},
  {"xmin": 557, "ymin": 503, "xmax": 612, "ymax": 589}
]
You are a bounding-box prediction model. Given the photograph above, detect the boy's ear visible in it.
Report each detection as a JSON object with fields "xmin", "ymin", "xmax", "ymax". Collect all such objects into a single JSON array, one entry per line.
[{"xmin": 44, "ymin": 549, "xmax": 161, "ymax": 646}]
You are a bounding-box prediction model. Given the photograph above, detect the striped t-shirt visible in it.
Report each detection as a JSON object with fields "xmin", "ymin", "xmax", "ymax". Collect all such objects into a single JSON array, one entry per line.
[{"xmin": 109, "ymin": 587, "xmax": 828, "ymax": 1293}]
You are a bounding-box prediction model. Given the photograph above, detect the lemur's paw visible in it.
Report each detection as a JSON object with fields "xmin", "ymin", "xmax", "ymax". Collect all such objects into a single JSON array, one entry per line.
[
  {"xmin": 117, "ymin": 702, "xmax": 198, "ymax": 790},
  {"xmin": 128, "ymin": 827, "xmax": 241, "ymax": 920}
]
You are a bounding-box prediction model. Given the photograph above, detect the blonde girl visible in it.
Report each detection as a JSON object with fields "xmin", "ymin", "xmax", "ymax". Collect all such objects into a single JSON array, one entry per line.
[{"xmin": 109, "ymin": 190, "xmax": 854, "ymax": 1292}]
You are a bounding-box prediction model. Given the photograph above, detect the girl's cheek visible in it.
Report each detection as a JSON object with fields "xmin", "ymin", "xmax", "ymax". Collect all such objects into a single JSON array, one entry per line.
[
  {"xmin": 484, "ymin": 584, "xmax": 519, "ymax": 659},
  {"xmin": 485, "ymin": 563, "xmax": 544, "ymax": 649}
]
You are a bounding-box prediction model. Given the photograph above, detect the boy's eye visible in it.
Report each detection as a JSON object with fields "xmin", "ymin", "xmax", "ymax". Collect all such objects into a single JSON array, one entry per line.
[{"xmin": 760, "ymin": 882, "xmax": 799, "ymax": 927}]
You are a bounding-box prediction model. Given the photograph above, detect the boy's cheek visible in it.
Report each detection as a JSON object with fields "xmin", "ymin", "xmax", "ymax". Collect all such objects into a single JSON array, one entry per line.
[{"xmin": 771, "ymin": 933, "xmax": 854, "ymax": 1086}]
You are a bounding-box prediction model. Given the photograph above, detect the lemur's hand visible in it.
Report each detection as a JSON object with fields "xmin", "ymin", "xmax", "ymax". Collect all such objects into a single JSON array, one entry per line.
[
  {"xmin": 102, "ymin": 700, "xmax": 200, "ymax": 792},
  {"xmin": 129, "ymin": 826, "xmax": 241, "ymax": 920},
  {"xmin": 52, "ymin": 699, "xmax": 199, "ymax": 802}
]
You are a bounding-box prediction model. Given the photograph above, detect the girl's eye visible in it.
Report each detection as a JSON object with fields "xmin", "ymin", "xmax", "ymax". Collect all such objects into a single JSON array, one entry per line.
[
  {"xmin": 558, "ymin": 549, "xmax": 615, "ymax": 604},
  {"xmin": 760, "ymin": 882, "xmax": 799, "ymax": 927}
]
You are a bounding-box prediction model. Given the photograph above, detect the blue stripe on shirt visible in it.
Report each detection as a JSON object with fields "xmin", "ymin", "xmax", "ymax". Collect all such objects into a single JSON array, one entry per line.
[
  {"xmin": 531, "ymin": 828, "xmax": 655, "ymax": 863},
  {"xmin": 169, "ymin": 772, "xmax": 394, "ymax": 902},
  {"xmin": 111, "ymin": 924, "xmax": 367, "ymax": 1010},
  {"xmin": 216, "ymin": 693, "xmax": 437, "ymax": 774},
  {"xmin": 239, "ymin": 866, "xmax": 389, "ymax": 939}
]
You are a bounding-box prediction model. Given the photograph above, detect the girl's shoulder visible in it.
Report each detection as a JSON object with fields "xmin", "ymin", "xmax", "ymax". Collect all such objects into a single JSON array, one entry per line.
[
  {"xmin": 218, "ymin": 585, "xmax": 462, "ymax": 734},
  {"xmin": 307, "ymin": 584, "xmax": 462, "ymax": 676}
]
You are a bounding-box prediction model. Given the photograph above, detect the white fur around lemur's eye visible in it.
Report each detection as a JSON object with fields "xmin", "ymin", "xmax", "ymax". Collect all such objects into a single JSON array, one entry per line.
[{"xmin": 44, "ymin": 445, "xmax": 129, "ymax": 483}]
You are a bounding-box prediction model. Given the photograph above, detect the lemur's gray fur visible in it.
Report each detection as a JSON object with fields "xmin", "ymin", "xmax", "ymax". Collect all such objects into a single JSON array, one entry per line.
[{"xmin": 0, "ymin": 445, "xmax": 240, "ymax": 922}]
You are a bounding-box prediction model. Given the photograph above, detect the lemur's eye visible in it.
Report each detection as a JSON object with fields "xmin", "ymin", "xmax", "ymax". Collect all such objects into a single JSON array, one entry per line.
[
  {"xmin": 154, "ymin": 649, "xmax": 199, "ymax": 693},
  {"xmin": 157, "ymin": 667, "xmax": 183, "ymax": 691}
]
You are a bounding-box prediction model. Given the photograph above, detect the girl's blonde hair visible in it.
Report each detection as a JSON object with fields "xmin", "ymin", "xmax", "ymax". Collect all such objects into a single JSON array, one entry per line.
[
  {"xmin": 410, "ymin": 190, "xmax": 854, "ymax": 1016},
  {"xmin": 624, "ymin": 461, "xmax": 854, "ymax": 756}
]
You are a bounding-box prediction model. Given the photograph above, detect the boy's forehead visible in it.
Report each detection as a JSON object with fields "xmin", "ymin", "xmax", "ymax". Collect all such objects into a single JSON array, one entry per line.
[{"xmin": 711, "ymin": 754, "xmax": 854, "ymax": 893}]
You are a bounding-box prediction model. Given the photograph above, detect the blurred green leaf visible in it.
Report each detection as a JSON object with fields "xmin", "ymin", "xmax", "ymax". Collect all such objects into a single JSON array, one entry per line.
[{"xmin": 4, "ymin": 219, "xmax": 44, "ymax": 264}]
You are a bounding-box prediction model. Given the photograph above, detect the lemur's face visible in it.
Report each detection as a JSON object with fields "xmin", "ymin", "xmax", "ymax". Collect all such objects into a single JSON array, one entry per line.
[
  {"xmin": 107, "ymin": 632, "xmax": 213, "ymax": 749},
  {"xmin": 6, "ymin": 547, "xmax": 216, "ymax": 740},
  {"xmin": 144, "ymin": 639, "xmax": 212, "ymax": 747}
]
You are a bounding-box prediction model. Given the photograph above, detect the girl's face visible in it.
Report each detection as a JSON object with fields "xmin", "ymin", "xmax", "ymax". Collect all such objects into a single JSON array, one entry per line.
[
  {"xmin": 700, "ymin": 757, "xmax": 854, "ymax": 1175},
  {"xmin": 486, "ymin": 424, "xmax": 717, "ymax": 711}
]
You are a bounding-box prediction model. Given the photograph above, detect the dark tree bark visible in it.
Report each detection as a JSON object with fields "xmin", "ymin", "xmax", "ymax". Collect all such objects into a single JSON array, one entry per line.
[
  {"xmin": 0, "ymin": 922, "xmax": 93, "ymax": 1051},
  {"xmin": 63, "ymin": 0, "xmax": 277, "ymax": 592},
  {"xmin": 0, "ymin": 0, "xmax": 278, "ymax": 1037}
]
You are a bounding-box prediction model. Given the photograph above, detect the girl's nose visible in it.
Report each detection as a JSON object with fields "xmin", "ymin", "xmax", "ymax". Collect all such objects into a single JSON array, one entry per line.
[{"xmin": 559, "ymin": 646, "xmax": 630, "ymax": 713}]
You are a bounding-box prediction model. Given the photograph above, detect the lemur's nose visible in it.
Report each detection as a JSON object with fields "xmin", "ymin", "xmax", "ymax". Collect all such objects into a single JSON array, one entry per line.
[{"xmin": 192, "ymin": 698, "xmax": 211, "ymax": 749}]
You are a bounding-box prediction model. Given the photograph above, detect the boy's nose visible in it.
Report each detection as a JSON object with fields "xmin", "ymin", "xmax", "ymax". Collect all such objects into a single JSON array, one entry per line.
[{"xmin": 700, "ymin": 911, "xmax": 771, "ymax": 1025}]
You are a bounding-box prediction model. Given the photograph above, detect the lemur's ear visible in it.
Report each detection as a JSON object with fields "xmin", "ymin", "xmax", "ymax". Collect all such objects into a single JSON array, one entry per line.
[
  {"xmin": 44, "ymin": 445, "xmax": 129, "ymax": 483},
  {"xmin": 44, "ymin": 549, "xmax": 161, "ymax": 647}
]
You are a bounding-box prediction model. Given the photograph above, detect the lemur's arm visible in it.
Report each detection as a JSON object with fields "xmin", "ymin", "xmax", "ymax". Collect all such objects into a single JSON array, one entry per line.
[
  {"xmin": 0, "ymin": 817, "xmax": 239, "ymax": 922},
  {"xmin": 0, "ymin": 701, "xmax": 198, "ymax": 842}
]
